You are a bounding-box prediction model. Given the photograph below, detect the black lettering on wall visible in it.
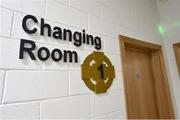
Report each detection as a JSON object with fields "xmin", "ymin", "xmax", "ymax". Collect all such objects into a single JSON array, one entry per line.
[
  {"xmin": 64, "ymin": 50, "xmax": 78, "ymax": 63},
  {"xmin": 73, "ymin": 31, "xmax": 82, "ymax": 47},
  {"xmin": 19, "ymin": 39, "xmax": 36, "ymax": 60},
  {"xmin": 94, "ymin": 37, "xmax": 101, "ymax": 50},
  {"xmin": 37, "ymin": 47, "xmax": 50, "ymax": 61},
  {"xmin": 86, "ymin": 34, "xmax": 94, "ymax": 45},
  {"xmin": 22, "ymin": 15, "xmax": 38, "ymax": 34},
  {"xmin": 63, "ymin": 29, "xmax": 72, "ymax": 41},
  {"xmin": 40, "ymin": 18, "xmax": 51, "ymax": 37},
  {"xmin": 82, "ymin": 29, "xmax": 86, "ymax": 44},
  {"xmin": 53, "ymin": 27, "xmax": 62, "ymax": 39},
  {"xmin": 51, "ymin": 49, "xmax": 63, "ymax": 62}
]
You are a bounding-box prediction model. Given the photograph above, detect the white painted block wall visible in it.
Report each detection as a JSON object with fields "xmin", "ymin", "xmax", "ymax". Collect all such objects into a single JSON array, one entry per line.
[
  {"xmin": 157, "ymin": 0, "xmax": 180, "ymax": 118},
  {"xmin": 0, "ymin": 0, "xmax": 165, "ymax": 119}
]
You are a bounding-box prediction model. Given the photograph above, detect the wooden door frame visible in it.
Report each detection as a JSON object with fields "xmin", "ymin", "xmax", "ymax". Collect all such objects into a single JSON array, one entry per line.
[
  {"xmin": 119, "ymin": 35, "xmax": 175, "ymax": 119},
  {"xmin": 173, "ymin": 42, "xmax": 180, "ymax": 76}
]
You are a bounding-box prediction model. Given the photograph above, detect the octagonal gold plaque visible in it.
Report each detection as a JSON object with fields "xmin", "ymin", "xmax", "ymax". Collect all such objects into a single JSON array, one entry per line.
[{"xmin": 81, "ymin": 51, "xmax": 115, "ymax": 94}]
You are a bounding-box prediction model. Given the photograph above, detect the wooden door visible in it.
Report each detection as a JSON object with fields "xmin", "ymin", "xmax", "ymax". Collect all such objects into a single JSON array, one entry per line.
[
  {"xmin": 120, "ymin": 35, "xmax": 175, "ymax": 119},
  {"xmin": 174, "ymin": 43, "xmax": 180, "ymax": 76},
  {"xmin": 125, "ymin": 48, "xmax": 158, "ymax": 118}
]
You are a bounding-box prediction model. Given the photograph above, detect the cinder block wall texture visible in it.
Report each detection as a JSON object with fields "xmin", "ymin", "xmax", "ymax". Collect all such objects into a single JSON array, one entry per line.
[
  {"xmin": 157, "ymin": 0, "xmax": 180, "ymax": 118},
  {"xmin": 0, "ymin": 0, "xmax": 176, "ymax": 119}
]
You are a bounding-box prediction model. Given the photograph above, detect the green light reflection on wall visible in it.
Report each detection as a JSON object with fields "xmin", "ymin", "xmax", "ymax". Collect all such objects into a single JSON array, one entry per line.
[
  {"xmin": 158, "ymin": 21, "xmax": 180, "ymax": 35},
  {"xmin": 158, "ymin": 25, "xmax": 165, "ymax": 35}
]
